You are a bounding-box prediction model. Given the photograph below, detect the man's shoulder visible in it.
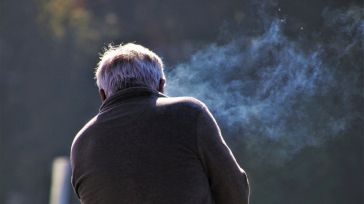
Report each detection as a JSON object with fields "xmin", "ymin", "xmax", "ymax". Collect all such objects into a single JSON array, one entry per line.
[
  {"xmin": 156, "ymin": 96, "xmax": 207, "ymax": 112},
  {"xmin": 71, "ymin": 116, "xmax": 98, "ymax": 152}
]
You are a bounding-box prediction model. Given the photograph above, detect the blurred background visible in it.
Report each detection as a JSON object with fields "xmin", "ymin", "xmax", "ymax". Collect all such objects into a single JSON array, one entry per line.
[{"xmin": 1, "ymin": 0, "xmax": 363, "ymax": 204}]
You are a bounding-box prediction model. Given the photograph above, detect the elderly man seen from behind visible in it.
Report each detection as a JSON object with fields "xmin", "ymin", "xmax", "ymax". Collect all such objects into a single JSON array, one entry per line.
[{"xmin": 70, "ymin": 43, "xmax": 250, "ymax": 204}]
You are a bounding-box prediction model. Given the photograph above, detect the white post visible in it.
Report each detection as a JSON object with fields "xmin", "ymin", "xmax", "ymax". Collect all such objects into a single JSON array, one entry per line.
[{"xmin": 49, "ymin": 157, "xmax": 71, "ymax": 204}]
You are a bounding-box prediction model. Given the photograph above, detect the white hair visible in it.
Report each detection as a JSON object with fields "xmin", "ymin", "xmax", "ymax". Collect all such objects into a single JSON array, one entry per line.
[{"xmin": 95, "ymin": 43, "xmax": 165, "ymax": 97}]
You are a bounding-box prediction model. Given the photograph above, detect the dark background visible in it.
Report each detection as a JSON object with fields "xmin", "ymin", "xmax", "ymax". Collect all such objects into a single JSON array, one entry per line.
[{"xmin": 1, "ymin": 0, "xmax": 363, "ymax": 204}]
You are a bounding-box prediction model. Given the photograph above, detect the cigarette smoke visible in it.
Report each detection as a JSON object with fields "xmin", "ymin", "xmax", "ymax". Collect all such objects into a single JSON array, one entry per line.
[{"xmin": 166, "ymin": 6, "xmax": 363, "ymax": 163}]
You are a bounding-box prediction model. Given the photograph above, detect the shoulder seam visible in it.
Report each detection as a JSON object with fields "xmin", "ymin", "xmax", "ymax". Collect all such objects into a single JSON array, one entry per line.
[{"xmin": 194, "ymin": 105, "xmax": 208, "ymax": 174}]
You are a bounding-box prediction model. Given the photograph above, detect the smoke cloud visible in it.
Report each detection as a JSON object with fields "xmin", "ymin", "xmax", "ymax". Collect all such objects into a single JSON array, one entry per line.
[{"xmin": 166, "ymin": 6, "xmax": 363, "ymax": 163}]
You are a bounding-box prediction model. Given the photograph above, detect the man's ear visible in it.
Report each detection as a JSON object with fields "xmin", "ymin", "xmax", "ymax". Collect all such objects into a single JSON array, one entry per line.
[
  {"xmin": 158, "ymin": 78, "xmax": 166, "ymax": 93},
  {"xmin": 99, "ymin": 89, "xmax": 107, "ymax": 102}
]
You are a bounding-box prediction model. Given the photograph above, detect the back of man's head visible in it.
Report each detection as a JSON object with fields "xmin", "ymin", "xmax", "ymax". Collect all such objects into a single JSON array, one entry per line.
[{"xmin": 95, "ymin": 43, "xmax": 165, "ymax": 97}]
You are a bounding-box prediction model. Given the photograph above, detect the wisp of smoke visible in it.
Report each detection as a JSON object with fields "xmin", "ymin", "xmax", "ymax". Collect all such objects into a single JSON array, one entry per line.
[{"xmin": 166, "ymin": 6, "xmax": 363, "ymax": 163}]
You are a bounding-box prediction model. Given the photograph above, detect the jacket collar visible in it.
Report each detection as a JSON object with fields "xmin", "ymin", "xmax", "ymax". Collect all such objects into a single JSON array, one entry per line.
[{"xmin": 99, "ymin": 87, "xmax": 167, "ymax": 112}]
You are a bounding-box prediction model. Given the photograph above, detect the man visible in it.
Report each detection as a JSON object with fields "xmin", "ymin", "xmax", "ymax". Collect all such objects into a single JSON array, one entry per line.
[{"xmin": 70, "ymin": 43, "xmax": 250, "ymax": 204}]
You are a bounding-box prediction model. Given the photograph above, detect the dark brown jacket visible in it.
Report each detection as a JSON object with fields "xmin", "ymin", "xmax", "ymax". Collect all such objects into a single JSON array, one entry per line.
[{"xmin": 71, "ymin": 87, "xmax": 249, "ymax": 204}]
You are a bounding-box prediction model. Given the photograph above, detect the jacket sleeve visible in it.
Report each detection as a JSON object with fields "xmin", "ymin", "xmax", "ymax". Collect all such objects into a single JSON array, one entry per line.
[{"xmin": 196, "ymin": 105, "xmax": 250, "ymax": 204}]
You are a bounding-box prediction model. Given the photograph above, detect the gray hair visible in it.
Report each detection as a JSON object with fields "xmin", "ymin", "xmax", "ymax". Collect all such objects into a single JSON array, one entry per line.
[{"xmin": 95, "ymin": 43, "xmax": 165, "ymax": 97}]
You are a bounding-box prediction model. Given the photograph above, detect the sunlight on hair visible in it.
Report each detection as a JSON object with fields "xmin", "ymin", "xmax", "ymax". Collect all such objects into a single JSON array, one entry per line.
[{"xmin": 95, "ymin": 43, "xmax": 165, "ymax": 97}]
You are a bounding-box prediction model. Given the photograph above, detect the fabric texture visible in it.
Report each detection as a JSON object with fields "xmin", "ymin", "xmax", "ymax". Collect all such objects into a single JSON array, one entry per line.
[{"xmin": 70, "ymin": 87, "xmax": 249, "ymax": 204}]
